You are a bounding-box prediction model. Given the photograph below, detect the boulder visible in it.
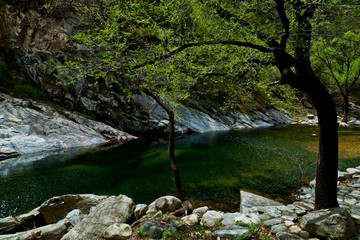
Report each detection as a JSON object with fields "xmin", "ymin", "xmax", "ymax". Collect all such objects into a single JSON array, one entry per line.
[
  {"xmin": 240, "ymin": 190, "xmax": 283, "ymax": 213},
  {"xmin": 39, "ymin": 194, "xmax": 107, "ymax": 224},
  {"xmin": 139, "ymin": 221, "xmax": 163, "ymax": 239},
  {"xmin": 300, "ymin": 207, "xmax": 354, "ymax": 239},
  {"xmin": 61, "ymin": 195, "xmax": 135, "ymax": 240},
  {"xmin": 103, "ymin": 223, "xmax": 132, "ymax": 240},
  {"xmin": 146, "ymin": 196, "xmax": 182, "ymax": 215},
  {"xmin": 212, "ymin": 225, "xmax": 252, "ymax": 239},
  {"xmin": 134, "ymin": 204, "xmax": 147, "ymax": 219},
  {"xmin": 201, "ymin": 210, "xmax": 224, "ymax": 227},
  {"xmin": 193, "ymin": 206, "xmax": 208, "ymax": 218}
]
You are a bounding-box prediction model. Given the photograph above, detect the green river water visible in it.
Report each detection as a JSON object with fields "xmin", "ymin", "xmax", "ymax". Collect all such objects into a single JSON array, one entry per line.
[{"xmin": 1, "ymin": 124, "xmax": 360, "ymax": 217}]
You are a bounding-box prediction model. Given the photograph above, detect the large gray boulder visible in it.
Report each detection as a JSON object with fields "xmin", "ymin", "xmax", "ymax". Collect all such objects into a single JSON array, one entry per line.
[
  {"xmin": 139, "ymin": 221, "xmax": 163, "ymax": 239},
  {"xmin": 146, "ymin": 196, "xmax": 182, "ymax": 215},
  {"xmin": 201, "ymin": 210, "xmax": 224, "ymax": 227},
  {"xmin": 300, "ymin": 207, "xmax": 354, "ymax": 239},
  {"xmin": 39, "ymin": 194, "xmax": 107, "ymax": 224},
  {"xmin": 61, "ymin": 195, "xmax": 135, "ymax": 240}
]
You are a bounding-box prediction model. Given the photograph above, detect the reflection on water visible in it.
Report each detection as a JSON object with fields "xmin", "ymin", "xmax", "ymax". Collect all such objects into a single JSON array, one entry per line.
[{"xmin": 0, "ymin": 124, "xmax": 360, "ymax": 217}]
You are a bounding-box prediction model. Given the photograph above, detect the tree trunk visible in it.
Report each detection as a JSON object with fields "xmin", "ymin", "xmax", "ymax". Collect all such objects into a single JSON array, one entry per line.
[
  {"xmin": 144, "ymin": 89, "xmax": 185, "ymax": 200},
  {"xmin": 304, "ymin": 79, "xmax": 339, "ymax": 210},
  {"xmin": 167, "ymin": 110, "xmax": 185, "ymax": 200},
  {"xmin": 343, "ymin": 95, "xmax": 349, "ymax": 123}
]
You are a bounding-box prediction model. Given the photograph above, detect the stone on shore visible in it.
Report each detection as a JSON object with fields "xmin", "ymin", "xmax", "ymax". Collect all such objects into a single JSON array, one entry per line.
[
  {"xmin": 146, "ymin": 196, "xmax": 182, "ymax": 215},
  {"xmin": 61, "ymin": 195, "xmax": 135, "ymax": 240},
  {"xmin": 212, "ymin": 225, "xmax": 252, "ymax": 239},
  {"xmin": 201, "ymin": 210, "xmax": 224, "ymax": 227},
  {"xmin": 103, "ymin": 223, "xmax": 132, "ymax": 240},
  {"xmin": 300, "ymin": 207, "xmax": 354, "ymax": 239},
  {"xmin": 39, "ymin": 194, "xmax": 107, "ymax": 224},
  {"xmin": 240, "ymin": 190, "xmax": 283, "ymax": 213}
]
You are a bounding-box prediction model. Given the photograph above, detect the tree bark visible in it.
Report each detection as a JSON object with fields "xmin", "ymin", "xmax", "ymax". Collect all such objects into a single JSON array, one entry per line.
[
  {"xmin": 307, "ymin": 81, "xmax": 339, "ymax": 210},
  {"xmin": 343, "ymin": 95, "xmax": 349, "ymax": 123},
  {"xmin": 144, "ymin": 89, "xmax": 185, "ymax": 201}
]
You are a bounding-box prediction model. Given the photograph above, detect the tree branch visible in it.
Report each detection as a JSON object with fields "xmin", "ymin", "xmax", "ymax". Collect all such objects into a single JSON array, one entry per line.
[
  {"xmin": 132, "ymin": 41, "xmax": 273, "ymax": 70},
  {"xmin": 275, "ymin": 0, "xmax": 290, "ymax": 48}
]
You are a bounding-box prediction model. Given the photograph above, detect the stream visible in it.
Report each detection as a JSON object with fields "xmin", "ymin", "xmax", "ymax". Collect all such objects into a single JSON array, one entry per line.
[{"xmin": 1, "ymin": 124, "xmax": 360, "ymax": 218}]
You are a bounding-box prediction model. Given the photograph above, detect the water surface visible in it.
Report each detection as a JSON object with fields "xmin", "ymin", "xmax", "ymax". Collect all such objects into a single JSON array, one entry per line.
[{"xmin": 1, "ymin": 124, "xmax": 360, "ymax": 217}]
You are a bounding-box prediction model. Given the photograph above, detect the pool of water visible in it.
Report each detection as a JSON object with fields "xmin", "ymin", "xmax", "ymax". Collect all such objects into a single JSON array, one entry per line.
[{"xmin": 1, "ymin": 124, "xmax": 360, "ymax": 217}]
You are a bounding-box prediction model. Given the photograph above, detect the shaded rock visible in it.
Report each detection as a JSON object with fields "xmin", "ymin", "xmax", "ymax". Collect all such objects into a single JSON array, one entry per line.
[
  {"xmin": 0, "ymin": 210, "xmax": 79, "ymax": 240},
  {"xmin": 300, "ymin": 207, "xmax": 354, "ymax": 239},
  {"xmin": 221, "ymin": 212, "xmax": 260, "ymax": 226},
  {"xmin": 134, "ymin": 204, "xmax": 147, "ymax": 220},
  {"xmin": 139, "ymin": 221, "xmax": 163, "ymax": 239},
  {"xmin": 181, "ymin": 214, "xmax": 198, "ymax": 226},
  {"xmin": 39, "ymin": 194, "xmax": 107, "ymax": 224},
  {"xmin": 212, "ymin": 225, "xmax": 252, "ymax": 240},
  {"xmin": 271, "ymin": 224, "xmax": 287, "ymax": 234},
  {"xmin": 103, "ymin": 223, "xmax": 132, "ymax": 240},
  {"xmin": 168, "ymin": 219, "xmax": 187, "ymax": 231},
  {"xmin": 61, "ymin": 195, "xmax": 135, "ymax": 240},
  {"xmin": 0, "ymin": 207, "xmax": 45, "ymax": 234},
  {"xmin": 240, "ymin": 190, "xmax": 283, "ymax": 213},
  {"xmin": 347, "ymin": 168, "xmax": 360, "ymax": 175},
  {"xmin": 193, "ymin": 206, "xmax": 208, "ymax": 218},
  {"xmin": 146, "ymin": 196, "xmax": 181, "ymax": 215},
  {"xmin": 163, "ymin": 223, "xmax": 177, "ymax": 233},
  {"xmin": 201, "ymin": 210, "xmax": 224, "ymax": 227},
  {"xmin": 276, "ymin": 231, "xmax": 302, "ymax": 240}
]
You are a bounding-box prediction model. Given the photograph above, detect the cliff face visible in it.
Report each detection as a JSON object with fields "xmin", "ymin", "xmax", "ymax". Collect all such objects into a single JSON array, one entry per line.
[{"xmin": 0, "ymin": 1, "xmax": 292, "ymax": 135}]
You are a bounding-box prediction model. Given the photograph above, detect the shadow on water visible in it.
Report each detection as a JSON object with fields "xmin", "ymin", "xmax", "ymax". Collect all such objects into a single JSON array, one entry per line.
[{"xmin": 1, "ymin": 124, "xmax": 360, "ymax": 217}]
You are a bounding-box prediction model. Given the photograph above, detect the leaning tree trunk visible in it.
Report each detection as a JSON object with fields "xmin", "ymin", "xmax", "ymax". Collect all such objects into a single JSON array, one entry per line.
[
  {"xmin": 144, "ymin": 89, "xmax": 185, "ymax": 200},
  {"xmin": 303, "ymin": 78, "xmax": 339, "ymax": 210}
]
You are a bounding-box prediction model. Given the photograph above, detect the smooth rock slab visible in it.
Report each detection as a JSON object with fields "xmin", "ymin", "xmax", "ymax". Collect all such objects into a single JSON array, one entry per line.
[
  {"xmin": 61, "ymin": 195, "xmax": 135, "ymax": 240},
  {"xmin": 212, "ymin": 225, "xmax": 252, "ymax": 240},
  {"xmin": 240, "ymin": 191, "xmax": 283, "ymax": 213},
  {"xmin": 300, "ymin": 207, "xmax": 354, "ymax": 240}
]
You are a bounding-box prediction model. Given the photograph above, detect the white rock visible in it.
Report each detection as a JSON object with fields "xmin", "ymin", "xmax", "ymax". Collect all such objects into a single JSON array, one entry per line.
[
  {"xmin": 104, "ymin": 223, "xmax": 132, "ymax": 240},
  {"xmin": 193, "ymin": 206, "xmax": 209, "ymax": 218},
  {"xmin": 289, "ymin": 225, "xmax": 302, "ymax": 234},
  {"xmin": 134, "ymin": 204, "xmax": 147, "ymax": 219},
  {"xmin": 181, "ymin": 214, "xmax": 198, "ymax": 226},
  {"xmin": 346, "ymin": 168, "xmax": 360, "ymax": 175},
  {"xmin": 201, "ymin": 210, "xmax": 224, "ymax": 227},
  {"xmin": 221, "ymin": 212, "xmax": 260, "ymax": 226}
]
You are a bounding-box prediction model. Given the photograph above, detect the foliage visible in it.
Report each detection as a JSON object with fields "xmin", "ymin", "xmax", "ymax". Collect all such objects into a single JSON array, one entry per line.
[
  {"xmin": 235, "ymin": 220, "xmax": 259, "ymax": 236},
  {"xmin": 162, "ymin": 228, "xmax": 182, "ymax": 240},
  {"xmin": 135, "ymin": 228, "xmax": 145, "ymax": 238}
]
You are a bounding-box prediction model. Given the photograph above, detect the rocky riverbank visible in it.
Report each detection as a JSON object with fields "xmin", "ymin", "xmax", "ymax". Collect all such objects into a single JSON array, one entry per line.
[
  {"xmin": 0, "ymin": 92, "xmax": 135, "ymax": 161},
  {"xmin": 1, "ymin": 167, "xmax": 360, "ymax": 240}
]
